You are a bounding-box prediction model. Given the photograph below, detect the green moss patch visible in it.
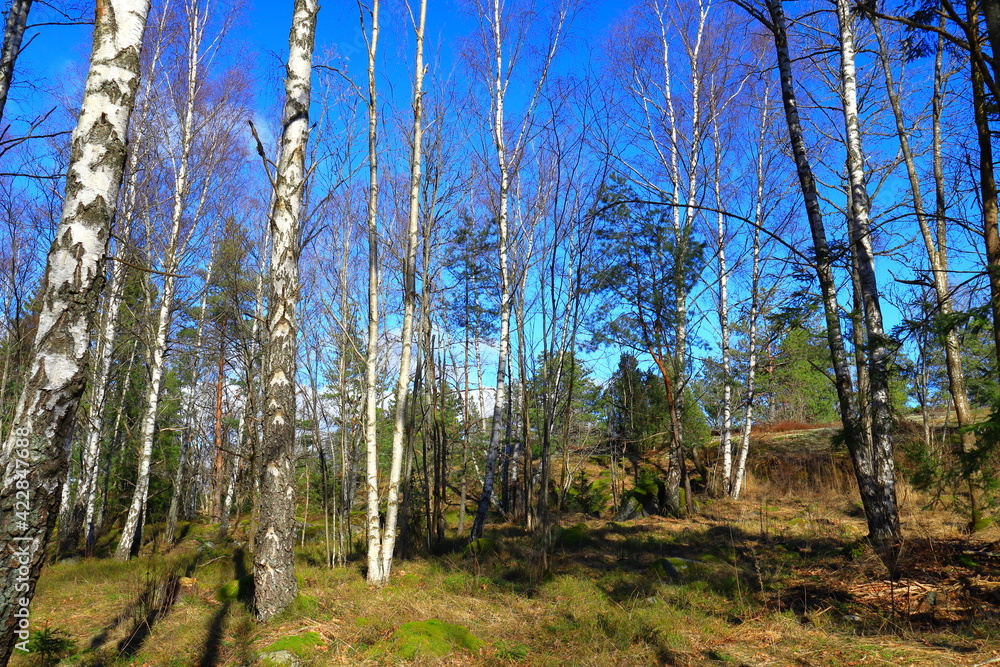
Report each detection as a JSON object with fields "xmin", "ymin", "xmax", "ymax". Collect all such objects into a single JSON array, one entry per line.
[
  {"xmin": 388, "ymin": 619, "xmax": 483, "ymax": 660},
  {"xmin": 216, "ymin": 574, "xmax": 254, "ymax": 602},
  {"xmin": 556, "ymin": 524, "xmax": 588, "ymax": 548},
  {"xmin": 464, "ymin": 537, "xmax": 497, "ymax": 557},
  {"xmin": 262, "ymin": 631, "xmax": 322, "ymax": 659}
]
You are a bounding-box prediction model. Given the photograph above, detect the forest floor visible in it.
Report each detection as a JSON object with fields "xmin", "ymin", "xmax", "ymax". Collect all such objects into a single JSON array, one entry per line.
[{"xmin": 12, "ymin": 429, "xmax": 1000, "ymax": 666}]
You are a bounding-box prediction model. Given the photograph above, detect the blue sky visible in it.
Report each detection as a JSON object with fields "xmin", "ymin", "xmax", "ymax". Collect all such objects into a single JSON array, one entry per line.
[{"xmin": 8, "ymin": 0, "xmax": 990, "ymax": 395}]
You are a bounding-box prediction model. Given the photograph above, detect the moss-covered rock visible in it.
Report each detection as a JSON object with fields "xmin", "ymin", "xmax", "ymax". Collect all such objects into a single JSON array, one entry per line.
[
  {"xmin": 261, "ymin": 632, "xmax": 322, "ymax": 659},
  {"xmin": 649, "ymin": 557, "xmax": 682, "ymax": 581},
  {"xmin": 389, "ymin": 619, "xmax": 483, "ymax": 660},
  {"xmin": 257, "ymin": 649, "xmax": 299, "ymax": 666}
]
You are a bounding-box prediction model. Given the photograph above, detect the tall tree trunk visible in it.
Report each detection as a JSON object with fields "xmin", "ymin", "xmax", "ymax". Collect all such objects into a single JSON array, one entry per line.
[
  {"xmin": 731, "ymin": 87, "xmax": 769, "ymax": 500},
  {"xmin": 0, "ymin": 0, "xmax": 32, "ymax": 125},
  {"xmin": 872, "ymin": 12, "xmax": 979, "ymax": 518},
  {"xmin": 373, "ymin": 0, "xmax": 426, "ymax": 583},
  {"xmin": 0, "ymin": 0, "xmax": 150, "ymax": 660},
  {"xmin": 836, "ymin": 0, "xmax": 901, "ymax": 550},
  {"xmin": 967, "ymin": 3, "xmax": 1000, "ymax": 378},
  {"xmin": 71, "ymin": 241, "xmax": 129, "ymax": 552},
  {"xmin": 471, "ymin": 0, "xmax": 514, "ymax": 540},
  {"xmin": 361, "ymin": 0, "xmax": 384, "ymax": 584},
  {"xmin": 252, "ymin": 0, "xmax": 318, "ymax": 622},
  {"xmin": 711, "ymin": 111, "xmax": 732, "ymax": 495},
  {"xmin": 115, "ymin": 0, "xmax": 211, "ymax": 559},
  {"xmin": 115, "ymin": 258, "xmax": 179, "ymax": 559},
  {"xmin": 69, "ymin": 6, "xmax": 170, "ymax": 554},
  {"xmin": 758, "ymin": 0, "xmax": 900, "ymax": 550},
  {"xmin": 335, "ymin": 226, "xmax": 354, "ymax": 548}
]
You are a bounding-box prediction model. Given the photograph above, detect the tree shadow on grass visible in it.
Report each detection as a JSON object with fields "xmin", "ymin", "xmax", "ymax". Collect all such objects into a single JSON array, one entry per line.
[
  {"xmin": 88, "ymin": 573, "xmax": 172, "ymax": 653},
  {"xmin": 116, "ymin": 574, "xmax": 181, "ymax": 657},
  {"xmin": 86, "ymin": 553, "xmax": 202, "ymax": 663},
  {"xmin": 197, "ymin": 548, "xmax": 254, "ymax": 667}
]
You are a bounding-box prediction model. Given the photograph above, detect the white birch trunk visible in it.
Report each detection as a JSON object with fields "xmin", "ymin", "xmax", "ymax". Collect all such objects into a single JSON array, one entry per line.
[
  {"xmin": 471, "ymin": 0, "xmax": 513, "ymax": 539},
  {"xmin": 114, "ymin": 260, "xmax": 178, "ymax": 558},
  {"xmin": 0, "ymin": 0, "xmax": 150, "ymax": 659},
  {"xmin": 252, "ymin": 0, "xmax": 318, "ymax": 621},
  {"xmin": 0, "ymin": 0, "xmax": 32, "ymax": 124},
  {"xmin": 361, "ymin": 0, "xmax": 384, "ymax": 585},
  {"xmin": 731, "ymin": 89, "xmax": 769, "ymax": 500},
  {"xmin": 376, "ymin": 0, "xmax": 427, "ymax": 583},
  {"xmin": 115, "ymin": 2, "xmax": 205, "ymax": 559},
  {"xmin": 835, "ymin": 0, "xmax": 900, "ymax": 547},
  {"xmin": 711, "ymin": 108, "xmax": 732, "ymax": 495}
]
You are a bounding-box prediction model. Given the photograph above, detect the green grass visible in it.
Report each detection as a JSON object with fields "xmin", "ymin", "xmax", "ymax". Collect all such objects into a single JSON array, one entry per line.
[{"xmin": 12, "ymin": 496, "xmax": 1000, "ymax": 666}]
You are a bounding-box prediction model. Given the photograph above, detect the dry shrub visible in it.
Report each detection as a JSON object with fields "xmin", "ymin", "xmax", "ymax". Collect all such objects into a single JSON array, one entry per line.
[
  {"xmin": 752, "ymin": 420, "xmax": 840, "ymax": 434},
  {"xmin": 747, "ymin": 448, "xmax": 856, "ymax": 500}
]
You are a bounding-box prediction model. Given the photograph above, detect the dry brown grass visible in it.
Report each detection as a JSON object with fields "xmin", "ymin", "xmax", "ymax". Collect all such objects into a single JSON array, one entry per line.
[
  {"xmin": 12, "ymin": 424, "xmax": 1000, "ymax": 666},
  {"xmin": 12, "ymin": 490, "xmax": 1000, "ymax": 667},
  {"xmin": 752, "ymin": 420, "xmax": 841, "ymax": 434}
]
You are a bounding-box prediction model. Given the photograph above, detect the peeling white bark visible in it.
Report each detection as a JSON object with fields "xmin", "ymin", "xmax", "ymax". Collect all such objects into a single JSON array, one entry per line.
[
  {"xmin": 252, "ymin": 0, "xmax": 318, "ymax": 621},
  {"xmin": 0, "ymin": 0, "xmax": 150, "ymax": 660}
]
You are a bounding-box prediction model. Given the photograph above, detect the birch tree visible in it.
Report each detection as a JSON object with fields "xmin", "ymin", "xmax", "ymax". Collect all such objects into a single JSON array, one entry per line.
[
  {"xmin": 70, "ymin": 6, "xmax": 172, "ymax": 555},
  {"xmin": 468, "ymin": 0, "xmax": 514, "ymax": 539},
  {"xmin": 470, "ymin": 0, "xmax": 572, "ymax": 540},
  {"xmin": 252, "ymin": 0, "xmax": 319, "ymax": 621},
  {"xmin": 731, "ymin": 86, "xmax": 772, "ymax": 500},
  {"xmin": 115, "ymin": 0, "xmax": 237, "ymax": 559},
  {"xmin": 0, "ymin": 0, "xmax": 32, "ymax": 125},
  {"xmin": 359, "ymin": 0, "xmax": 384, "ymax": 584},
  {"xmin": 365, "ymin": 0, "xmax": 427, "ymax": 585},
  {"xmin": 733, "ymin": 0, "xmax": 902, "ymax": 552},
  {"xmin": 835, "ymin": 0, "xmax": 901, "ymax": 550},
  {"xmin": 0, "ymin": 0, "xmax": 150, "ymax": 660},
  {"xmin": 602, "ymin": 0, "xmax": 718, "ymax": 514}
]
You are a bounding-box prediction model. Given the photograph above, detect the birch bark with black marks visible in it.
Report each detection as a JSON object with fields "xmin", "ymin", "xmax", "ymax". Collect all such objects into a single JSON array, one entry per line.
[
  {"xmin": 0, "ymin": 0, "xmax": 150, "ymax": 660},
  {"xmin": 835, "ymin": 0, "xmax": 901, "ymax": 549},
  {"xmin": 252, "ymin": 0, "xmax": 318, "ymax": 621},
  {"xmin": 0, "ymin": 0, "xmax": 32, "ymax": 125},
  {"xmin": 115, "ymin": 0, "xmax": 212, "ymax": 559},
  {"xmin": 360, "ymin": 0, "xmax": 384, "ymax": 584},
  {"xmin": 65, "ymin": 2, "xmax": 173, "ymax": 556},
  {"xmin": 753, "ymin": 0, "xmax": 901, "ymax": 550}
]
